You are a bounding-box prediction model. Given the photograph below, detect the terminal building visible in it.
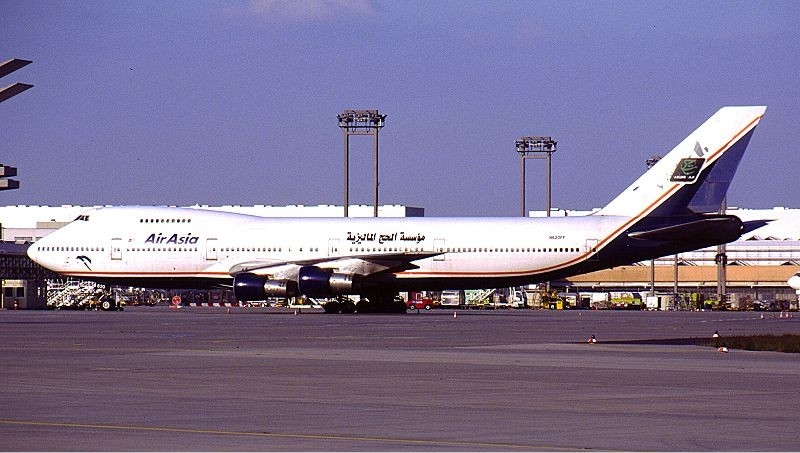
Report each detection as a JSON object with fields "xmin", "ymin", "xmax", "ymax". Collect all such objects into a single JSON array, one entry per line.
[{"xmin": 1, "ymin": 204, "xmax": 798, "ymax": 310}]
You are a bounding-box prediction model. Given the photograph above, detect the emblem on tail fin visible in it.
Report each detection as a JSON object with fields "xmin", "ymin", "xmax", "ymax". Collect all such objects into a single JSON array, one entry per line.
[
  {"xmin": 693, "ymin": 141, "xmax": 707, "ymax": 157},
  {"xmin": 670, "ymin": 158, "xmax": 705, "ymax": 182}
]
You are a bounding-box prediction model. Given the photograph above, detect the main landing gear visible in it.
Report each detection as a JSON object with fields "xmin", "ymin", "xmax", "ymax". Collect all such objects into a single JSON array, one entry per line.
[{"xmin": 323, "ymin": 294, "xmax": 407, "ymax": 314}]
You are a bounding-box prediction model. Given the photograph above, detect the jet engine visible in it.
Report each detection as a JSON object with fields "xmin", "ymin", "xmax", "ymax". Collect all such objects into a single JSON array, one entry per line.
[
  {"xmin": 233, "ymin": 266, "xmax": 360, "ymax": 301},
  {"xmin": 298, "ymin": 266, "xmax": 360, "ymax": 297},
  {"xmin": 233, "ymin": 272, "xmax": 297, "ymax": 301}
]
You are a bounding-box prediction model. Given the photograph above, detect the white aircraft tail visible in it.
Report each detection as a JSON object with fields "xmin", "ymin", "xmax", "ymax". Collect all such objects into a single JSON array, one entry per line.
[{"xmin": 597, "ymin": 106, "xmax": 766, "ymax": 219}]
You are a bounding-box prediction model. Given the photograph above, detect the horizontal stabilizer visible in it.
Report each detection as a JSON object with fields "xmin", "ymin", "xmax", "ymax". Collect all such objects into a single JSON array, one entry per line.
[
  {"xmin": 741, "ymin": 219, "xmax": 773, "ymax": 235},
  {"xmin": 628, "ymin": 215, "xmax": 743, "ymax": 243}
]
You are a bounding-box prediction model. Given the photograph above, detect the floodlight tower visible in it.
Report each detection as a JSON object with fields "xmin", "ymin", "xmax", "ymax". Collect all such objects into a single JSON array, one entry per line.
[
  {"xmin": 516, "ymin": 136, "xmax": 556, "ymax": 217},
  {"xmin": 716, "ymin": 197, "xmax": 728, "ymax": 305},
  {"xmin": 645, "ymin": 156, "xmax": 661, "ymax": 297},
  {"xmin": 337, "ymin": 110, "xmax": 386, "ymax": 217}
]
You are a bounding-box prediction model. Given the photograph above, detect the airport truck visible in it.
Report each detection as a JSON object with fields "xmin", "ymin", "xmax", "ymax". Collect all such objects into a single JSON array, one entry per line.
[
  {"xmin": 440, "ymin": 290, "xmax": 465, "ymax": 308},
  {"xmin": 609, "ymin": 291, "xmax": 644, "ymax": 310}
]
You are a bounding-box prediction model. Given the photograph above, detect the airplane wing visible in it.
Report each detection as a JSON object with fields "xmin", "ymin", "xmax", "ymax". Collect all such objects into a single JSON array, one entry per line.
[{"xmin": 228, "ymin": 251, "xmax": 442, "ymax": 280}]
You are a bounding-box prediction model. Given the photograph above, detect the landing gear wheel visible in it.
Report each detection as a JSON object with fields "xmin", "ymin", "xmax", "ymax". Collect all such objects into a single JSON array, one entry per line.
[
  {"xmin": 340, "ymin": 299, "xmax": 356, "ymax": 314},
  {"xmin": 355, "ymin": 299, "xmax": 372, "ymax": 314},
  {"xmin": 323, "ymin": 300, "xmax": 341, "ymax": 314}
]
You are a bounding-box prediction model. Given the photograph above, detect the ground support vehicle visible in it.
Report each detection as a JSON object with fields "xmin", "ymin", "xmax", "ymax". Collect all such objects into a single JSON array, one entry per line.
[{"xmin": 407, "ymin": 291, "xmax": 438, "ymax": 310}]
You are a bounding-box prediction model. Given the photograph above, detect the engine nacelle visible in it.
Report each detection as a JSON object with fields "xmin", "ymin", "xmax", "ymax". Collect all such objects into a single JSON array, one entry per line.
[
  {"xmin": 329, "ymin": 272, "xmax": 358, "ymax": 294},
  {"xmin": 298, "ymin": 266, "xmax": 359, "ymax": 298},
  {"xmin": 233, "ymin": 272, "xmax": 298, "ymax": 301},
  {"xmin": 233, "ymin": 268, "xmax": 360, "ymax": 301}
]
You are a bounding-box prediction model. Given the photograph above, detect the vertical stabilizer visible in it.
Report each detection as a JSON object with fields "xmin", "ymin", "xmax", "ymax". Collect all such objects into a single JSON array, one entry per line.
[{"xmin": 596, "ymin": 106, "xmax": 766, "ymax": 218}]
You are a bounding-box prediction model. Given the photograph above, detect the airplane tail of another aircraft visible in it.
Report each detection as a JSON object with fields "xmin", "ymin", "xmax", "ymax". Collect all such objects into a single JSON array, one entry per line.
[{"xmin": 596, "ymin": 106, "xmax": 766, "ymax": 219}]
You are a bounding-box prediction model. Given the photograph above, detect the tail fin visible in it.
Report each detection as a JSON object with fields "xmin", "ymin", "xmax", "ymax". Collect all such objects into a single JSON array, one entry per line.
[{"xmin": 596, "ymin": 106, "xmax": 766, "ymax": 218}]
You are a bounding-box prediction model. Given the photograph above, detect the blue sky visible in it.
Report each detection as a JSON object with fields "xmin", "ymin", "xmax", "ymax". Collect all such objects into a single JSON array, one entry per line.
[{"xmin": 2, "ymin": 0, "xmax": 798, "ymax": 216}]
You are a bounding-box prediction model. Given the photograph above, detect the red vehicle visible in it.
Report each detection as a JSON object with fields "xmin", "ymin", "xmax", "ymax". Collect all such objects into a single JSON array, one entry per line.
[{"xmin": 407, "ymin": 291, "xmax": 437, "ymax": 310}]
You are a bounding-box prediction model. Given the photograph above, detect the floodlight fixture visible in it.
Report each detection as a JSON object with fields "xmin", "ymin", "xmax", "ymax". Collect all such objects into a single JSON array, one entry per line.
[
  {"xmin": 0, "ymin": 164, "xmax": 19, "ymax": 191},
  {"xmin": 0, "ymin": 58, "xmax": 32, "ymax": 79},
  {"xmin": 0, "ymin": 58, "xmax": 33, "ymax": 104},
  {"xmin": 0, "ymin": 82, "xmax": 33, "ymax": 104},
  {"xmin": 515, "ymin": 136, "xmax": 557, "ymax": 154},
  {"xmin": 337, "ymin": 109, "xmax": 386, "ymax": 133}
]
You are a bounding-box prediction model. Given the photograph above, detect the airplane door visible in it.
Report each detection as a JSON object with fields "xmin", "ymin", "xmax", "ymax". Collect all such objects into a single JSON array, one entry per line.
[
  {"xmin": 433, "ymin": 239, "xmax": 445, "ymax": 261},
  {"xmin": 328, "ymin": 239, "xmax": 340, "ymax": 257},
  {"xmin": 111, "ymin": 238, "xmax": 122, "ymax": 260},
  {"xmin": 206, "ymin": 238, "xmax": 218, "ymax": 260},
  {"xmin": 585, "ymin": 239, "xmax": 599, "ymax": 261}
]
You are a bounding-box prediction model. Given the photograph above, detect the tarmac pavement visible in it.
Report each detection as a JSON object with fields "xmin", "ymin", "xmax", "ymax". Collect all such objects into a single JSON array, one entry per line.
[{"xmin": 1, "ymin": 307, "xmax": 799, "ymax": 451}]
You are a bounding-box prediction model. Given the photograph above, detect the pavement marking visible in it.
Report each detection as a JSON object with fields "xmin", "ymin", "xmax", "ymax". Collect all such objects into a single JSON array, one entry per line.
[{"xmin": 0, "ymin": 419, "xmax": 583, "ymax": 451}]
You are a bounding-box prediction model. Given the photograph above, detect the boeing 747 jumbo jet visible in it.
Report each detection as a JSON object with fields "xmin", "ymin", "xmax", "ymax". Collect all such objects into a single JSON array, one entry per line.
[{"xmin": 28, "ymin": 106, "xmax": 766, "ymax": 313}]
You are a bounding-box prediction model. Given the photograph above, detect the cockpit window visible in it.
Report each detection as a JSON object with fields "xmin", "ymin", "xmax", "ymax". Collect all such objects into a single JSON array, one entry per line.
[{"xmin": 73, "ymin": 215, "xmax": 90, "ymax": 221}]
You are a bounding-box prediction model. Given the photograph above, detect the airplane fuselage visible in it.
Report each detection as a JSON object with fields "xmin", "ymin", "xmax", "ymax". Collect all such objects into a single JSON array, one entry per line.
[{"xmin": 29, "ymin": 206, "xmax": 634, "ymax": 292}]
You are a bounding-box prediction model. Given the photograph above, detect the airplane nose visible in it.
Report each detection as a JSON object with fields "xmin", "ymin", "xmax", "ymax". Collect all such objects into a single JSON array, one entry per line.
[
  {"xmin": 26, "ymin": 242, "xmax": 39, "ymax": 263},
  {"xmin": 27, "ymin": 236, "xmax": 52, "ymax": 267},
  {"xmin": 788, "ymin": 274, "xmax": 800, "ymax": 291}
]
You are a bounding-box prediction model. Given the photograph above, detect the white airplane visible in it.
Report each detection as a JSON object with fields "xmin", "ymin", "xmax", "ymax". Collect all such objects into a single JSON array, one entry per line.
[
  {"xmin": 788, "ymin": 272, "xmax": 800, "ymax": 291},
  {"xmin": 28, "ymin": 106, "xmax": 767, "ymax": 313}
]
